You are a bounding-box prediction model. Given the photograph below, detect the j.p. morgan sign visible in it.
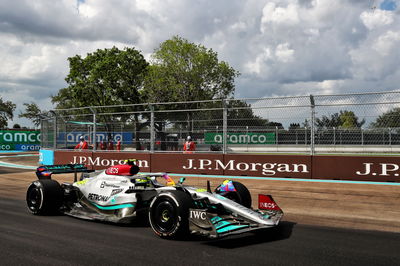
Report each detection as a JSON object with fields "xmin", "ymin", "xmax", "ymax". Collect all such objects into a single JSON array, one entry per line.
[
  {"xmin": 53, "ymin": 151, "xmax": 400, "ymax": 181},
  {"xmin": 182, "ymin": 158, "xmax": 308, "ymax": 176}
]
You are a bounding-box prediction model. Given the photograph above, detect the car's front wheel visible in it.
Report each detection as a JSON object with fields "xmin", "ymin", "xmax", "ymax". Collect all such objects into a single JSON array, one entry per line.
[
  {"xmin": 149, "ymin": 190, "xmax": 192, "ymax": 239},
  {"xmin": 26, "ymin": 179, "xmax": 63, "ymax": 215},
  {"xmin": 216, "ymin": 181, "xmax": 252, "ymax": 208}
]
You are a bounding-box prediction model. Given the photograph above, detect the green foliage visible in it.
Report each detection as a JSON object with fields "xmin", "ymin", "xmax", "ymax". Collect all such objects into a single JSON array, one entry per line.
[
  {"xmin": 51, "ymin": 46, "xmax": 148, "ymax": 138},
  {"xmin": 142, "ymin": 36, "xmax": 240, "ymax": 146},
  {"xmin": 19, "ymin": 102, "xmax": 48, "ymax": 127},
  {"xmin": 339, "ymin": 110, "xmax": 365, "ymax": 129},
  {"xmin": 52, "ymin": 46, "xmax": 148, "ymax": 112},
  {"xmin": 316, "ymin": 110, "xmax": 365, "ymax": 129},
  {"xmin": 0, "ymin": 97, "xmax": 16, "ymax": 129},
  {"xmin": 143, "ymin": 36, "xmax": 239, "ymax": 103},
  {"xmin": 371, "ymin": 107, "xmax": 400, "ymax": 128}
]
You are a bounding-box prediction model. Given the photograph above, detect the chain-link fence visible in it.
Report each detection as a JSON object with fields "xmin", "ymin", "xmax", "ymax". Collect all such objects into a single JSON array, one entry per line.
[{"xmin": 41, "ymin": 91, "xmax": 400, "ymax": 154}]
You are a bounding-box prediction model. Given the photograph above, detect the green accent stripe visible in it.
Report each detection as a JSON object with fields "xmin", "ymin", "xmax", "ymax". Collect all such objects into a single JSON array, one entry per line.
[
  {"xmin": 94, "ymin": 203, "xmax": 135, "ymax": 210},
  {"xmin": 217, "ymin": 224, "xmax": 249, "ymax": 233}
]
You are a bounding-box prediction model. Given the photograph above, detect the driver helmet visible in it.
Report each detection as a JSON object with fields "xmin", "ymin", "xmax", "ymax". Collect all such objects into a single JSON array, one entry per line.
[
  {"xmin": 187, "ymin": 136, "xmax": 191, "ymax": 141},
  {"xmin": 79, "ymin": 136, "xmax": 84, "ymax": 141}
]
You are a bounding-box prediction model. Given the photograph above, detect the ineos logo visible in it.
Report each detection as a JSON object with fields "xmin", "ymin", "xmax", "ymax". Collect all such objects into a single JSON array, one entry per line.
[
  {"xmin": 190, "ymin": 210, "xmax": 207, "ymax": 220},
  {"xmin": 260, "ymin": 202, "xmax": 276, "ymax": 209},
  {"xmin": 107, "ymin": 167, "xmax": 119, "ymax": 174}
]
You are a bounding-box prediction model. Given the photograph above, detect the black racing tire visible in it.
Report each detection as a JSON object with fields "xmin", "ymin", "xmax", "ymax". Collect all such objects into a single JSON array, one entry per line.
[
  {"xmin": 221, "ymin": 181, "xmax": 252, "ymax": 209},
  {"xmin": 26, "ymin": 179, "xmax": 64, "ymax": 215},
  {"xmin": 149, "ymin": 190, "xmax": 192, "ymax": 239}
]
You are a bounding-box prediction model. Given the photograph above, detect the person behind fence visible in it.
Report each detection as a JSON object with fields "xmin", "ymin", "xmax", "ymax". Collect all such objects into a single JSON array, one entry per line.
[
  {"xmin": 116, "ymin": 137, "xmax": 121, "ymax": 151},
  {"xmin": 108, "ymin": 138, "xmax": 114, "ymax": 150},
  {"xmin": 100, "ymin": 139, "xmax": 107, "ymax": 150},
  {"xmin": 74, "ymin": 136, "xmax": 88, "ymax": 150},
  {"xmin": 183, "ymin": 136, "xmax": 196, "ymax": 153}
]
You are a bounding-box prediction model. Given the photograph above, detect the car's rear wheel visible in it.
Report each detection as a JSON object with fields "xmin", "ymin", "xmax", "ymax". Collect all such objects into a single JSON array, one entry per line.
[
  {"xmin": 149, "ymin": 190, "xmax": 192, "ymax": 239},
  {"xmin": 26, "ymin": 179, "xmax": 63, "ymax": 215}
]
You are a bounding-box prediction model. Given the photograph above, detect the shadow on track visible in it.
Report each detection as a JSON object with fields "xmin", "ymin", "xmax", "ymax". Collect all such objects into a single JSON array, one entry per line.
[{"xmin": 202, "ymin": 221, "xmax": 296, "ymax": 249}]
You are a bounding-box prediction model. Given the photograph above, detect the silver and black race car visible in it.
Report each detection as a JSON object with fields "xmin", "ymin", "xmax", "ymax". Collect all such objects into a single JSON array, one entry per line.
[{"xmin": 26, "ymin": 160, "xmax": 283, "ymax": 239}]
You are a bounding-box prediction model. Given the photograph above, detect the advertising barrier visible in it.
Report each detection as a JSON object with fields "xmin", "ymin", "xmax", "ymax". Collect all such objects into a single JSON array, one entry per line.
[
  {"xmin": 205, "ymin": 132, "xmax": 275, "ymax": 145},
  {"xmin": 57, "ymin": 132, "xmax": 133, "ymax": 145},
  {"xmin": 52, "ymin": 151, "xmax": 400, "ymax": 182},
  {"xmin": 0, "ymin": 130, "xmax": 40, "ymax": 151},
  {"xmin": 312, "ymin": 156, "xmax": 400, "ymax": 182}
]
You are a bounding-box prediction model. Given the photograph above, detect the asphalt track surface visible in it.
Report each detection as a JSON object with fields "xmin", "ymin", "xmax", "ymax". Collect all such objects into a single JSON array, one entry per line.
[{"xmin": 1, "ymin": 197, "xmax": 399, "ymax": 266}]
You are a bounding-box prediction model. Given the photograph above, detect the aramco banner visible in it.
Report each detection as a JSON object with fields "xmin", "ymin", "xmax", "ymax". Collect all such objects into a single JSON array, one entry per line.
[
  {"xmin": 57, "ymin": 132, "xmax": 134, "ymax": 144},
  {"xmin": 205, "ymin": 132, "xmax": 275, "ymax": 145},
  {"xmin": 0, "ymin": 130, "xmax": 41, "ymax": 151}
]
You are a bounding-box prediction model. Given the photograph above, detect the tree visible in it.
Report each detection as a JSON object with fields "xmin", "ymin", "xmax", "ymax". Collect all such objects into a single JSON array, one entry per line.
[
  {"xmin": 289, "ymin": 123, "xmax": 301, "ymax": 130},
  {"xmin": 315, "ymin": 113, "xmax": 341, "ymax": 129},
  {"xmin": 339, "ymin": 110, "xmax": 365, "ymax": 129},
  {"xmin": 371, "ymin": 108, "xmax": 400, "ymax": 128},
  {"xmin": 143, "ymin": 36, "xmax": 240, "ymax": 149},
  {"xmin": 53, "ymin": 46, "xmax": 148, "ymax": 110},
  {"xmin": 143, "ymin": 36, "xmax": 239, "ymax": 103},
  {"xmin": 19, "ymin": 103, "xmax": 49, "ymax": 127},
  {"xmin": 0, "ymin": 97, "xmax": 16, "ymax": 129},
  {"xmin": 52, "ymin": 46, "xmax": 148, "ymax": 128},
  {"xmin": 315, "ymin": 110, "xmax": 365, "ymax": 129},
  {"xmin": 52, "ymin": 47, "xmax": 148, "ymax": 146}
]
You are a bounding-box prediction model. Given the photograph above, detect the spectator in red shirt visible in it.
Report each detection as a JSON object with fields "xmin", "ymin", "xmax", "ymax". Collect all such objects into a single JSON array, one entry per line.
[
  {"xmin": 74, "ymin": 136, "xmax": 88, "ymax": 150},
  {"xmin": 116, "ymin": 138, "xmax": 122, "ymax": 151},
  {"xmin": 100, "ymin": 140, "xmax": 106, "ymax": 150},
  {"xmin": 108, "ymin": 138, "xmax": 114, "ymax": 150},
  {"xmin": 183, "ymin": 136, "xmax": 196, "ymax": 153}
]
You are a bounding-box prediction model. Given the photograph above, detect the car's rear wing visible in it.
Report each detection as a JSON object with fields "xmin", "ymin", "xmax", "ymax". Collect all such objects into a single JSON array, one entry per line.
[{"xmin": 36, "ymin": 164, "xmax": 94, "ymax": 181}]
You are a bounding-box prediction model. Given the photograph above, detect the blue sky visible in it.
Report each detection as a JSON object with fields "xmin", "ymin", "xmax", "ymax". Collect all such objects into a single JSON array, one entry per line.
[
  {"xmin": 380, "ymin": 0, "xmax": 397, "ymax": 10},
  {"xmin": 0, "ymin": 0, "xmax": 400, "ymax": 127}
]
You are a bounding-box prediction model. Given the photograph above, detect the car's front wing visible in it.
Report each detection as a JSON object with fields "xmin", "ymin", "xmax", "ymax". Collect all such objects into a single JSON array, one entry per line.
[{"xmin": 188, "ymin": 208, "xmax": 283, "ymax": 238}]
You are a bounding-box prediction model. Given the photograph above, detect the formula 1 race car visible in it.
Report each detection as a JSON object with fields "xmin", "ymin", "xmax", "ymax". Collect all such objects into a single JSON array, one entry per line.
[{"xmin": 26, "ymin": 160, "xmax": 283, "ymax": 239}]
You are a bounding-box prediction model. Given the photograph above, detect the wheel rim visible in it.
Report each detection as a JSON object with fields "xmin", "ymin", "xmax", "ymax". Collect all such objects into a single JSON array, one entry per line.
[
  {"xmin": 152, "ymin": 200, "xmax": 177, "ymax": 233},
  {"xmin": 27, "ymin": 187, "xmax": 42, "ymax": 212}
]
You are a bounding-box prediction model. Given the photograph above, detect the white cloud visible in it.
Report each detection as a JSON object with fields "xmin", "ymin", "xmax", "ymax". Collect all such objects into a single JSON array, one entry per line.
[
  {"xmin": 360, "ymin": 9, "xmax": 394, "ymax": 30},
  {"xmin": 372, "ymin": 30, "xmax": 400, "ymax": 56},
  {"xmin": 261, "ymin": 2, "xmax": 300, "ymax": 28},
  {"xmin": 275, "ymin": 43, "xmax": 295, "ymax": 63}
]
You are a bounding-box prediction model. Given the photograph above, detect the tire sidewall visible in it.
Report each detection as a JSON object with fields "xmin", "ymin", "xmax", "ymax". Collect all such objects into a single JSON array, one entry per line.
[
  {"xmin": 26, "ymin": 181, "xmax": 45, "ymax": 214},
  {"xmin": 26, "ymin": 179, "xmax": 63, "ymax": 215},
  {"xmin": 149, "ymin": 191, "xmax": 190, "ymax": 238}
]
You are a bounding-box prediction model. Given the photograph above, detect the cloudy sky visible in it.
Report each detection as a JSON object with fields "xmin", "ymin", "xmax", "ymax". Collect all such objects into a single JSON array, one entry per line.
[{"xmin": 0, "ymin": 0, "xmax": 399, "ymax": 127}]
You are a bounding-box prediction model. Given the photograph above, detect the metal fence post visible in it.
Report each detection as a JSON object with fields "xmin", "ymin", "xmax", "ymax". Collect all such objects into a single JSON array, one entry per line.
[
  {"xmin": 333, "ymin": 127, "xmax": 336, "ymax": 145},
  {"xmin": 39, "ymin": 116, "xmax": 45, "ymax": 148},
  {"xmin": 361, "ymin": 128, "xmax": 364, "ymax": 145},
  {"xmin": 90, "ymin": 107, "xmax": 97, "ymax": 151},
  {"xmin": 310, "ymin": 95, "xmax": 315, "ymax": 155},
  {"xmin": 49, "ymin": 111, "xmax": 57, "ymax": 150},
  {"xmin": 223, "ymin": 99, "xmax": 227, "ymax": 154},
  {"xmin": 150, "ymin": 104, "xmax": 155, "ymax": 153},
  {"xmin": 305, "ymin": 127, "xmax": 307, "ymax": 145}
]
